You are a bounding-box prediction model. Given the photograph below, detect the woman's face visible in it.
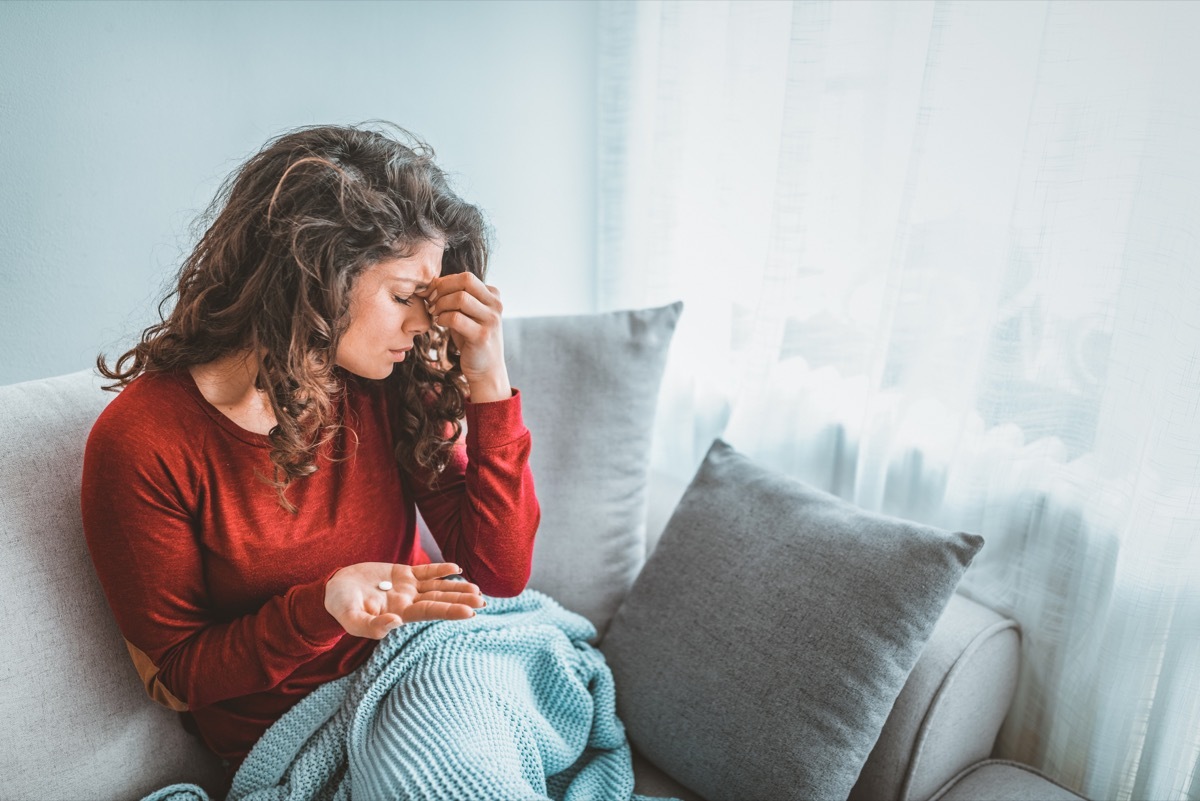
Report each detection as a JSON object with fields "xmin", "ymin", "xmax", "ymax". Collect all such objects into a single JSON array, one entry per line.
[{"xmin": 335, "ymin": 238, "xmax": 444, "ymax": 380}]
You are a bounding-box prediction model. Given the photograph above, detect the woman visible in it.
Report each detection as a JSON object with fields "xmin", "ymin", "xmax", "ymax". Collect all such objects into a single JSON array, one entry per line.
[{"xmin": 80, "ymin": 122, "xmax": 540, "ymax": 790}]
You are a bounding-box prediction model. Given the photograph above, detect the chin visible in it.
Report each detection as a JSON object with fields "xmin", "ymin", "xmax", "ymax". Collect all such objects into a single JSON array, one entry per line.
[
  {"xmin": 371, "ymin": 364, "xmax": 396, "ymax": 380},
  {"xmin": 341, "ymin": 362, "xmax": 395, "ymax": 381}
]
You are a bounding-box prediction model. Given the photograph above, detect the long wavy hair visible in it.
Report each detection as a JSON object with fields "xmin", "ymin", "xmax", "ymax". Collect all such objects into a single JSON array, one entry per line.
[{"xmin": 97, "ymin": 121, "xmax": 489, "ymax": 513}]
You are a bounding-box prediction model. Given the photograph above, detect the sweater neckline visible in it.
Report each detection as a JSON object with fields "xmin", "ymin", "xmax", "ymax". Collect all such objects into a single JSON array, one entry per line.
[{"xmin": 174, "ymin": 368, "xmax": 273, "ymax": 449}]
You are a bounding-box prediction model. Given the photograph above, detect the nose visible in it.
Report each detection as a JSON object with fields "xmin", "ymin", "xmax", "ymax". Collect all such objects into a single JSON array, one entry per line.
[{"xmin": 403, "ymin": 295, "xmax": 434, "ymax": 335}]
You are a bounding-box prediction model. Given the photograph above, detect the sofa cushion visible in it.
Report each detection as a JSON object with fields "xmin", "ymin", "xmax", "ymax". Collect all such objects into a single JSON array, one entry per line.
[
  {"xmin": 600, "ymin": 439, "xmax": 984, "ymax": 801},
  {"xmin": 496, "ymin": 301, "xmax": 681, "ymax": 636},
  {"xmin": 0, "ymin": 371, "xmax": 226, "ymax": 800}
]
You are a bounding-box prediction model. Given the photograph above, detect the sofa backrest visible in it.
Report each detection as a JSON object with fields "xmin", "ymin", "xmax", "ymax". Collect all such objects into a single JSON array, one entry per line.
[{"xmin": 0, "ymin": 370, "xmax": 226, "ymax": 800}]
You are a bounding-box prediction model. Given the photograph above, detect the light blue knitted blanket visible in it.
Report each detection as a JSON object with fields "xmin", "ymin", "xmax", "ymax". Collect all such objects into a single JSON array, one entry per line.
[{"xmin": 142, "ymin": 589, "xmax": 675, "ymax": 801}]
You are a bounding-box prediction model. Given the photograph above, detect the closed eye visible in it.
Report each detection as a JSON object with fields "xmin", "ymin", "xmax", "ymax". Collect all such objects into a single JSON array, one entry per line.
[{"xmin": 393, "ymin": 295, "xmax": 413, "ymax": 306}]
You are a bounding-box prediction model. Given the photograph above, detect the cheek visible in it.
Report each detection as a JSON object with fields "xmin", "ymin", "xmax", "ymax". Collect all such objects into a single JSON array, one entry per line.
[
  {"xmin": 363, "ymin": 298, "xmax": 401, "ymax": 335},
  {"xmin": 341, "ymin": 300, "xmax": 385, "ymax": 347}
]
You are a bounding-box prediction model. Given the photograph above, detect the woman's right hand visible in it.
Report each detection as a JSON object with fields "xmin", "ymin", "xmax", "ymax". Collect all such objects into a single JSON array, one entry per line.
[{"xmin": 323, "ymin": 562, "xmax": 486, "ymax": 639}]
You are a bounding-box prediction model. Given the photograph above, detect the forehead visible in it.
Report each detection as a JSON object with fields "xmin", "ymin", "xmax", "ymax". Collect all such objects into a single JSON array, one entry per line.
[{"xmin": 369, "ymin": 240, "xmax": 445, "ymax": 286}]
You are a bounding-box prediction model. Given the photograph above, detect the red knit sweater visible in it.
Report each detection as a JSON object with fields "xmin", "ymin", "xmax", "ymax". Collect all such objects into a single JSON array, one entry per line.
[{"xmin": 80, "ymin": 367, "xmax": 539, "ymax": 771}]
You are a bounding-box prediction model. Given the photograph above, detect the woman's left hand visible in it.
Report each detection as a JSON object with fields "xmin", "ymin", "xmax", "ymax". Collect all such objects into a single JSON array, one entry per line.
[{"xmin": 417, "ymin": 274, "xmax": 512, "ymax": 403}]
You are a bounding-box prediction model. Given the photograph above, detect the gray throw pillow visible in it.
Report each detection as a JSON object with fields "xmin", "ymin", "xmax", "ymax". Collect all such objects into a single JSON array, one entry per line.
[
  {"xmin": 502, "ymin": 301, "xmax": 682, "ymax": 637},
  {"xmin": 601, "ymin": 439, "xmax": 984, "ymax": 801}
]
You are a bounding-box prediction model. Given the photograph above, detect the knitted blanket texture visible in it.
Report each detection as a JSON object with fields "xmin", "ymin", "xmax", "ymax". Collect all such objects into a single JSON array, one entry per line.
[{"xmin": 142, "ymin": 589, "xmax": 673, "ymax": 801}]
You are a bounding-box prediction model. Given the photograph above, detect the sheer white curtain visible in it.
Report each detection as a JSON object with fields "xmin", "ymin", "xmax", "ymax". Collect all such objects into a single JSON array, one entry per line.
[{"xmin": 597, "ymin": 1, "xmax": 1200, "ymax": 799}]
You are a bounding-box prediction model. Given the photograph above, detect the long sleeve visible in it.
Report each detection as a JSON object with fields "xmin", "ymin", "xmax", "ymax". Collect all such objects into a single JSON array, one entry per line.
[
  {"xmin": 81, "ymin": 412, "xmax": 347, "ymax": 711},
  {"xmin": 410, "ymin": 388, "xmax": 541, "ymax": 597}
]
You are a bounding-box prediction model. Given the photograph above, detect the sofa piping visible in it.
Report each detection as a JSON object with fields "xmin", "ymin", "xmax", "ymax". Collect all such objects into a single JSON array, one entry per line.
[{"xmin": 924, "ymin": 758, "xmax": 1088, "ymax": 801}]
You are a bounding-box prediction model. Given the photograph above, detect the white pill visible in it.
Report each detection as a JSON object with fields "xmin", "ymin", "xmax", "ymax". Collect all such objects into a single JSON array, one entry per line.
[{"xmin": 378, "ymin": 581, "xmax": 393, "ymax": 591}]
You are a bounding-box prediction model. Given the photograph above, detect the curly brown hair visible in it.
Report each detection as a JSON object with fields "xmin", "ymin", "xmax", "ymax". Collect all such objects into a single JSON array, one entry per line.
[{"xmin": 97, "ymin": 121, "xmax": 490, "ymax": 513}]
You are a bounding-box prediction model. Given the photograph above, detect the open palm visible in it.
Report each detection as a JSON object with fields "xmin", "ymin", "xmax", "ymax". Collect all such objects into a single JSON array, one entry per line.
[{"xmin": 324, "ymin": 561, "xmax": 486, "ymax": 639}]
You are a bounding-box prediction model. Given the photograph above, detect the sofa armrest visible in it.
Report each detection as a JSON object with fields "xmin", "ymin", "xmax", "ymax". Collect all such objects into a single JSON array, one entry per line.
[
  {"xmin": 850, "ymin": 592, "xmax": 1021, "ymax": 801},
  {"xmin": 928, "ymin": 760, "xmax": 1088, "ymax": 801}
]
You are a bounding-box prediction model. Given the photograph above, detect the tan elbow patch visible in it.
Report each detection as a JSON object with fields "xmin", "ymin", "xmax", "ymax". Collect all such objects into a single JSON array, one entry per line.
[{"xmin": 124, "ymin": 639, "xmax": 189, "ymax": 712}]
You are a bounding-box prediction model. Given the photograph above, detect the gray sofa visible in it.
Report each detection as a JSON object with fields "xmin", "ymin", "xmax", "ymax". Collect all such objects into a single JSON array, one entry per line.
[{"xmin": 0, "ymin": 306, "xmax": 1087, "ymax": 800}]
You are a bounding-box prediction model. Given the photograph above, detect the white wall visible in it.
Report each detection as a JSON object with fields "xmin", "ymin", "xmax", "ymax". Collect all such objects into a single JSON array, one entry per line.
[{"xmin": 0, "ymin": 0, "xmax": 597, "ymax": 385}]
